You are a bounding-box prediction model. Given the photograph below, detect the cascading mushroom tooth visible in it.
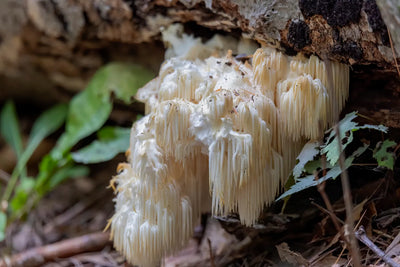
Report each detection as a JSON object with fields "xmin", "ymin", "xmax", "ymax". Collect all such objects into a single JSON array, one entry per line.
[
  {"xmin": 116, "ymin": 163, "xmax": 130, "ymax": 174},
  {"xmin": 110, "ymin": 25, "xmax": 350, "ymax": 267}
]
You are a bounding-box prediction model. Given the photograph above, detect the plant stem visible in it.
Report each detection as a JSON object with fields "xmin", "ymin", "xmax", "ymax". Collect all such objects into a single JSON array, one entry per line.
[
  {"xmin": 334, "ymin": 123, "xmax": 362, "ymax": 267},
  {"xmin": 1, "ymin": 170, "xmax": 20, "ymax": 207}
]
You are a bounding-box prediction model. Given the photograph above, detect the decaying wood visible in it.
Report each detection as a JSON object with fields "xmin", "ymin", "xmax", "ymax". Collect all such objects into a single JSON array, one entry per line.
[
  {"xmin": 0, "ymin": 2, "xmax": 396, "ymax": 89},
  {"xmin": 0, "ymin": 0, "xmax": 399, "ymax": 124}
]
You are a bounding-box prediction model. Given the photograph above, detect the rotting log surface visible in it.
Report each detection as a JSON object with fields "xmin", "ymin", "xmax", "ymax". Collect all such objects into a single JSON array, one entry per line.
[{"xmin": 0, "ymin": 0, "xmax": 399, "ymax": 125}]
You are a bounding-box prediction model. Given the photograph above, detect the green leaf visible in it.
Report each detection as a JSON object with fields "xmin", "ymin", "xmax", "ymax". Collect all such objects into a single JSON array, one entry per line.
[
  {"xmin": 293, "ymin": 141, "xmax": 320, "ymax": 179},
  {"xmin": 0, "ymin": 101, "xmax": 24, "ymax": 159},
  {"xmin": 322, "ymin": 112, "xmax": 358, "ymax": 166},
  {"xmin": 29, "ymin": 104, "xmax": 68, "ymax": 147},
  {"xmin": 37, "ymin": 154, "xmax": 58, "ymax": 180},
  {"xmin": 0, "ymin": 100, "xmax": 26, "ymax": 202},
  {"xmin": 0, "ymin": 211, "xmax": 6, "ymax": 241},
  {"xmin": 2, "ymin": 104, "xmax": 67, "ymax": 202},
  {"xmin": 373, "ymin": 140, "xmax": 397, "ymax": 170},
  {"xmin": 278, "ymin": 144, "xmax": 369, "ymax": 201},
  {"xmin": 35, "ymin": 153, "xmax": 73, "ymax": 194},
  {"xmin": 36, "ymin": 162, "xmax": 89, "ymax": 196},
  {"xmin": 47, "ymin": 165, "xmax": 89, "ymax": 191},
  {"xmin": 97, "ymin": 126, "xmax": 131, "ymax": 141},
  {"xmin": 53, "ymin": 89, "xmax": 112, "ymax": 158},
  {"xmin": 89, "ymin": 63, "xmax": 154, "ymax": 104},
  {"xmin": 303, "ymin": 159, "xmax": 334, "ymax": 174},
  {"xmin": 52, "ymin": 63, "xmax": 152, "ymax": 158},
  {"xmin": 72, "ymin": 127, "xmax": 130, "ymax": 164},
  {"xmin": 14, "ymin": 104, "xmax": 67, "ymax": 178},
  {"xmin": 322, "ymin": 112, "xmax": 388, "ymax": 166},
  {"xmin": 9, "ymin": 177, "xmax": 35, "ymax": 213}
]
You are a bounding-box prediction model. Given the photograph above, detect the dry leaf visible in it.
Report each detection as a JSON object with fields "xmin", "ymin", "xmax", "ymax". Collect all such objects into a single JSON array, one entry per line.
[
  {"xmin": 386, "ymin": 232, "xmax": 400, "ymax": 257},
  {"xmin": 353, "ymin": 198, "xmax": 368, "ymax": 221},
  {"xmin": 276, "ymin": 242, "xmax": 309, "ymax": 266},
  {"xmin": 312, "ymin": 255, "xmax": 347, "ymax": 267}
]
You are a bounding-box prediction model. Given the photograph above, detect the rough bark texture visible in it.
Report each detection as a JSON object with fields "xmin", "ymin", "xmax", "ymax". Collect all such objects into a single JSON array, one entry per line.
[
  {"xmin": 0, "ymin": 0, "xmax": 399, "ymax": 124},
  {"xmin": 377, "ymin": 0, "xmax": 400, "ymax": 57}
]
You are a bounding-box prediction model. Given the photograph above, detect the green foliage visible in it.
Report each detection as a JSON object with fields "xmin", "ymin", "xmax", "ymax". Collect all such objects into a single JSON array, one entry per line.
[
  {"xmin": 373, "ymin": 140, "xmax": 397, "ymax": 170},
  {"xmin": 0, "ymin": 101, "xmax": 26, "ymax": 178},
  {"xmin": 54, "ymin": 63, "xmax": 153, "ymax": 158},
  {"xmin": 87, "ymin": 63, "xmax": 154, "ymax": 104},
  {"xmin": 278, "ymin": 144, "xmax": 368, "ymax": 201},
  {"xmin": 0, "ymin": 212, "xmax": 6, "ymax": 241},
  {"xmin": 10, "ymin": 177, "xmax": 35, "ymax": 213},
  {"xmin": 47, "ymin": 165, "xmax": 89, "ymax": 193},
  {"xmin": 72, "ymin": 126, "xmax": 131, "ymax": 164},
  {"xmin": 278, "ymin": 112, "xmax": 394, "ymax": 201},
  {"xmin": 0, "ymin": 62, "xmax": 152, "ymax": 240},
  {"xmin": 1, "ymin": 104, "xmax": 68, "ymax": 205},
  {"xmin": 0, "ymin": 101, "xmax": 24, "ymax": 159},
  {"xmin": 38, "ymin": 62, "xmax": 152, "ymax": 196},
  {"xmin": 53, "ymin": 89, "xmax": 113, "ymax": 158},
  {"xmin": 321, "ymin": 112, "xmax": 387, "ymax": 166},
  {"xmin": 293, "ymin": 141, "xmax": 319, "ymax": 179},
  {"xmin": 5, "ymin": 104, "xmax": 68, "ymax": 201}
]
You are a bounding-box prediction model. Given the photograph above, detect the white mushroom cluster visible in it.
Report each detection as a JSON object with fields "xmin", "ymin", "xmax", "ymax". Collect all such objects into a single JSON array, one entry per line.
[{"xmin": 110, "ymin": 25, "xmax": 349, "ymax": 267}]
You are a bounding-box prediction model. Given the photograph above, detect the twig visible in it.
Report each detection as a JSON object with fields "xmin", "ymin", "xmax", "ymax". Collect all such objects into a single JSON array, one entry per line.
[
  {"xmin": 388, "ymin": 28, "xmax": 400, "ymax": 78},
  {"xmin": 316, "ymin": 173, "xmax": 342, "ymax": 234},
  {"xmin": 334, "ymin": 124, "xmax": 362, "ymax": 267},
  {"xmin": 355, "ymin": 226, "xmax": 400, "ymax": 267},
  {"xmin": 356, "ymin": 112, "xmax": 378, "ymax": 124},
  {"xmin": 0, "ymin": 231, "xmax": 111, "ymax": 267},
  {"xmin": 394, "ymin": 143, "xmax": 400, "ymax": 155},
  {"xmin": 373, "ymin": 229, "xmax": 396, "ymax": 240},
  {"xmin": 310, "ymin": 201, "xmax": 344, "ymax": 225},
  {"xmin": 352, "ymin": 163, "xmax": 378, "ymax": 166},
  {"xmin": 334, "ymin": 245, "xmax": 347, "ymax": 266},
  {"xmin": 207, "ymin": 238, "xmax": 216, "ymax": 267}
]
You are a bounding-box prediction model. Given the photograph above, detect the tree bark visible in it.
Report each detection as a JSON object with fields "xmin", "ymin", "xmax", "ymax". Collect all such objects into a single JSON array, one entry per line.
[
  {"xmin": 377, "ymin": 0, "xmax": 400, "ymax": 57},
  {"xmin": 0, "ymin": 0, "xmax": 399, "ymax": 124}
]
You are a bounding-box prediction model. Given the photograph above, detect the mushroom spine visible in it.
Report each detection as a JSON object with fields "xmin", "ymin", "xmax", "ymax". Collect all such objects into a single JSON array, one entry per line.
[{"xmin": 110, "ymin": 25, "xmax": 349, "ymax": 267}]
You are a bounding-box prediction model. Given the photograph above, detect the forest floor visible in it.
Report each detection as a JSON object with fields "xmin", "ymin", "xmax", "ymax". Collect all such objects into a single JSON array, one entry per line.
[{"xmin": 1, "ymin": 107, "xmax": 400, "ymax": 267}]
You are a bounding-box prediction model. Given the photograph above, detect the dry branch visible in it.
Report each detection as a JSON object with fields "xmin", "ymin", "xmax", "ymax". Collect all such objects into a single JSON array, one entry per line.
[
  {"xmin": 355, "ymin": 226, "xmax": 400, "ymax": 267},
  {"xmin": 0, "ymin": 231, "xmax": 111, "ymax": 267}
]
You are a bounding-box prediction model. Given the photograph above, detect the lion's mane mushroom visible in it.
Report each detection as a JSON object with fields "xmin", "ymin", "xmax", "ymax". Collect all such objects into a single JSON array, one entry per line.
[{"xmin": 109, "ymin": 24, "xmax": 349, "ymax": 266}]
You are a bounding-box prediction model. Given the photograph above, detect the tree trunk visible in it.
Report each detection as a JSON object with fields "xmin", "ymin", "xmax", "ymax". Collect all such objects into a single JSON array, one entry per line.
[{"xmin": 0, "ymin": 0, "xmax": 399, "ymax": 124}]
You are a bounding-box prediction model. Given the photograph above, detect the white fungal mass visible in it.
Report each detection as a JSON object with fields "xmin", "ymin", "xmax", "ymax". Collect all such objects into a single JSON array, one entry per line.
[{"xmin": 110, "ymin": 25, "xmax": 349, "ymax": 267}]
